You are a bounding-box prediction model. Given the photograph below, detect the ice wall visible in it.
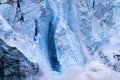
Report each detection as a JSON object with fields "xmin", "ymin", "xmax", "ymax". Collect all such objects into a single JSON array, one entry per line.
[{"xmin": 0, "ymin": 0, "xmax": 120, "ymax": 80}]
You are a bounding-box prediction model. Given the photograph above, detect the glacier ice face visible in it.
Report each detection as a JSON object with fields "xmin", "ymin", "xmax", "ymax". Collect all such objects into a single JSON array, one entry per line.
[
  {"xmin": 55, "ymin": 19, "xmax": 84, "ymax": 70},
  {"xmin": 0, "ymin": 0, "xmax": 120, "ymax": 80}
]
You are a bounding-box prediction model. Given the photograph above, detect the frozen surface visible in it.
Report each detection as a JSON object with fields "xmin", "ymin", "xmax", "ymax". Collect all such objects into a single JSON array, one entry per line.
[{"xmin": 0, "ymin": 0, "xmax": 120, "ymax": 80}]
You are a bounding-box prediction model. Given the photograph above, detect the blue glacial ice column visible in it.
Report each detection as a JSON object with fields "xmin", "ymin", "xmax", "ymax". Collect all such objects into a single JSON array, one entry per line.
[{"xmin": 54, "ymin": 18, "xmax": 85, "ymax": 70}]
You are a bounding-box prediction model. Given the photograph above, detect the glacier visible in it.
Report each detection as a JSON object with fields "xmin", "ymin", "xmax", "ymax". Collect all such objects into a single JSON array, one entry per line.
[{"xmin": 0, "ymin": 0, "xmax": 120, "ymax": 80}]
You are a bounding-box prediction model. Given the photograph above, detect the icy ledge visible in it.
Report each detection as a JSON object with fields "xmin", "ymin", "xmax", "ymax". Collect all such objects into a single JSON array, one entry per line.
[{"xmin": 0, "ymin": 14, "xmax": 52, "ymax": 78}]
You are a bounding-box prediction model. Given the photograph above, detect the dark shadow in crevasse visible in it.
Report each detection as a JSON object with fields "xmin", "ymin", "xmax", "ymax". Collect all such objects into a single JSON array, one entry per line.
[{"xmin": 47, "ymin": 20, "xmax": 61, "ymax": 72}]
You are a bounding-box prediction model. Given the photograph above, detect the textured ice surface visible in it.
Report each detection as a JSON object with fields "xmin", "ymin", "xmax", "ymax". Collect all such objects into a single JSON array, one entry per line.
[{"xmin": 0, "ymin": 0, "xmax": 120, "ymax": 80}]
